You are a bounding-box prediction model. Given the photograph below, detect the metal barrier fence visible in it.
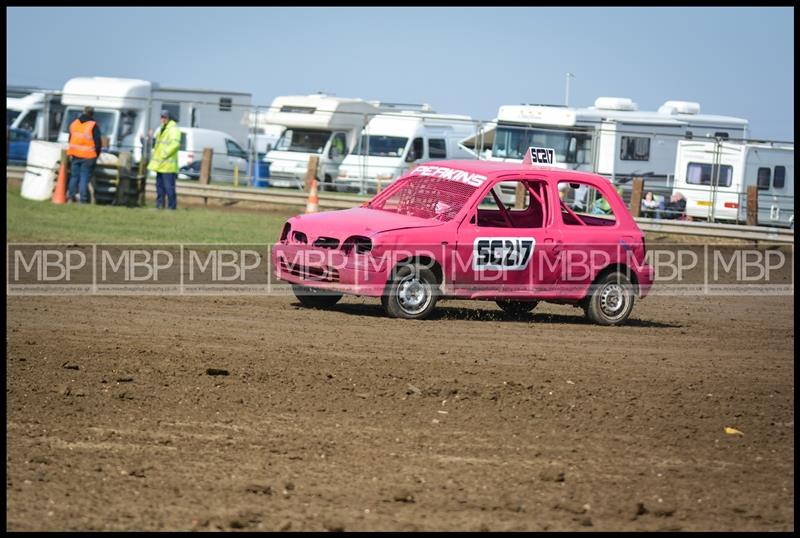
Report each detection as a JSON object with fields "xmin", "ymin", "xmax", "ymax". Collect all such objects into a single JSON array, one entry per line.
[{"xmin": 8, "ymin": 164, "xmax": 794, "ymax": 244}]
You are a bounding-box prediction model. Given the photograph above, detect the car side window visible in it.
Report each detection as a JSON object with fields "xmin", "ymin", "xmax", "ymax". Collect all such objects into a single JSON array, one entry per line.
[
  {"xmin": 558, "ymin": 181, "xmax": 617, "ymax": 226},
  {"xmin": 226, "ymin": 139, "xmax": 247, "ymax": 159},
  {"xmin": 475, "ymin": 180, "xmax": 547, "ymax": 229}
]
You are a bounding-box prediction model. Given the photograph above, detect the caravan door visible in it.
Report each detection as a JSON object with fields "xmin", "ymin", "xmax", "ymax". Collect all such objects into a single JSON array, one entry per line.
[{"xmin": 320, "ymin": 131, "xmax": 348, "ymax": 182}]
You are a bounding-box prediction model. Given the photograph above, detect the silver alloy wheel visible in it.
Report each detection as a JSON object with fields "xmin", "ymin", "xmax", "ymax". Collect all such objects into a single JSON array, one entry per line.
[
  {"xmin": 397, "ymin": 274, "xmax": 432, "ymax": 316},
  {"xmin": 599, "ymin": 282, "xmax": 626, "ymax": 318}
]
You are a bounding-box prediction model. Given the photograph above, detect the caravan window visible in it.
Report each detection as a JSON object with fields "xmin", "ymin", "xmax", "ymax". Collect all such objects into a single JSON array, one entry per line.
[
  {"xmin": 275, "ymin": 128, "xmax": 330, "ymax": 154},
  {"xmin": 351, "ymin": 135, "xmax": 409, "ymax": 157},
  {"xmin": 492, "ymin": 126, "xmax": 591, "ymax": 164},
  {"xmin": 162, "ymin": 103, "xmax": 180, "ymax": 123},
  {"xmin": 620, "ymin": 136, "xmax": 650, "ymax": 161},
  {"xmin": 686, "ymin": 162, "xmax": 733, "ymax": 188},
  {"xmin": 429, "ymin": 138, "xmax": 447, "ymax": 159},
  {"xmin": 773, "ymin": 166, "xmax": 786, "ymax": 189},
  {"xmin": 757, "ymin": 167, "xmax": 771, "ymax": 190}
]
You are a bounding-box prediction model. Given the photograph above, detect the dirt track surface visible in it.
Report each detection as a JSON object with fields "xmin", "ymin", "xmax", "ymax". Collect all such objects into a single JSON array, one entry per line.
[{"xmin": 6, "ymin": 292, "xmax": 794, "ymax": 531}]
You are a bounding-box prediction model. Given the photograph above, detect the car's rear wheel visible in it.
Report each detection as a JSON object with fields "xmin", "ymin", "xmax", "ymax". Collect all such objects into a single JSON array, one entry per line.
[
  {"xmin": 292, "ymin": 284, "xmax": 342, "ymax": 309},
  {"xmin": 495, "ymin": 299, "xmax": 538, "ymax": 317},
  {"xmin": 382, "ymin": 263, "xmax": 439, "ymax": 319},
  {"xmin": 585, "ymin": 271, "xmax": 635, "ymax": 326}
]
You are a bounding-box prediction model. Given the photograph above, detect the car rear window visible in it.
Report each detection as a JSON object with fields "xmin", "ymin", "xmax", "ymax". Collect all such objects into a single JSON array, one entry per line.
[{"xmin": 369, "ymin": 175, "xmax": 478, "ymax": 222}]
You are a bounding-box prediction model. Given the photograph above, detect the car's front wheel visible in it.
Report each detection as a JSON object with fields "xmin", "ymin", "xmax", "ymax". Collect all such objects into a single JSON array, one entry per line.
[
  {"xmin": 585, "ymin": 271, "xmax": 635, "ymax": 326},
  {"xmin": 495, "ymin": 299, "xmax": 538, "ymax": 317},
  {"xmin": 292, "ymin": 284, "xmax": 342, "ymax": 309},
  {"xmin": 382, "ymin": 263, "xmax": 439, "ymax": 319}
]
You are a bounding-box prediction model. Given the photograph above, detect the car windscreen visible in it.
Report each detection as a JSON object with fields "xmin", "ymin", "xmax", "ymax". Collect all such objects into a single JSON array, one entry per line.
[
  {"xmin": 60, "ymin": 108, "xmax": 116, "ymax": 141},
  {"xmin": 274, "ymin": 128, "xmax": 330, "ymax": 153},
  {"xmin": 368, "ymin": 173, "xmax": 479, "ymax": 222},
  {"xmin": 7, "ymin": 109, "xmax": 21, "ymax": 126},
  {"xmin": 351, "ymin": 135, "xmax": 409, "ymax": 157}
]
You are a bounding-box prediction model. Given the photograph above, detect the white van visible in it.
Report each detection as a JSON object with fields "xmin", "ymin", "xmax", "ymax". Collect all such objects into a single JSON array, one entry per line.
[
  {"xmin": 672, "ymin": 139, "xmax": 794, "ymax": 227},
  {"xmin": 176, "ymin": 127, "xmax": 250, "ymax": 182},
  {"xmin": 7, "ymin": 92, "xmax": 65, "ymax": 142},
  {"xmin": 335, "ymin": 111, "xmax": 478, "ymax": 193}
]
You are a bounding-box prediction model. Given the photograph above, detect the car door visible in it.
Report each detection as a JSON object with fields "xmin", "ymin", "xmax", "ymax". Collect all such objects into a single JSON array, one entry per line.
[
  {"xmin": 556, "ymin": 177, "xmax": 625, "ymax": 292},
  {"xmin": 451, "ymin": 175, "xmax": 562, "ymax": 296},
  {"xmin": 223, "ymin": 138, "xmax": 249, "ymax": 181},
  {"xmin": 321, "ymin": 131, "xmax": 348, "ymax": 181}
]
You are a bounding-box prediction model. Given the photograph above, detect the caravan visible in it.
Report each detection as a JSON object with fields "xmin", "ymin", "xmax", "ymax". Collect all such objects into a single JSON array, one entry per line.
[
  {"xmin": 461, "ymin": 97, "xmax": 748, "ymax": 189},
  {"xmin": 335, "ymin": 111, "xmax": 478, "ymax": 193},
  {"xmin": 56, "ymin": 77, "xmax": 252, "ymax": 163},
  {"xmin": 262, "ymin": 94, "xmax": 384, "ymax": 188},
  {"xmin": 673, "ymin": 139, "xmax": 794, "ymax": 228}
]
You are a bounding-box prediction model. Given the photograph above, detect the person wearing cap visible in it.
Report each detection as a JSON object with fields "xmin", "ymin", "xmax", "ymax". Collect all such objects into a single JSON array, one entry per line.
[
  {"xmin": 66, "ymin": 106, "xmax": 103, "ymax": 203},
  {"xmin": 148, "ymin": 109, "xmax": 181, "ymax": 210}
]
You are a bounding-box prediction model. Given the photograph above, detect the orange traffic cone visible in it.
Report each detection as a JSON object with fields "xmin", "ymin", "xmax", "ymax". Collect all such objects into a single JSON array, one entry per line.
[
  {"xmin": 305, "ymin": 178, "xmax": 319, "ymax": 213},
  {"xmin": 52, "ymin": 159, "xmax": 68, "ymax": 204}
]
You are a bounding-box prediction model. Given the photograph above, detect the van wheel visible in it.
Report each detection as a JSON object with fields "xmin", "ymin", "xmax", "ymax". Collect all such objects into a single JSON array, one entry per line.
[
  {"xmin": 381, "ymin": 264, "xmax": 439, "ymax": 319},
  {"xmin": 585, "ymin": 271, "xmax": 635, "ymax": 326},
  {"xmin": 495, "ymin": 299, "xmax": 538, "ymax": 317},
  {"xmin": 292, "ymin": 284, "xmax": 342, "ymax": 309}
]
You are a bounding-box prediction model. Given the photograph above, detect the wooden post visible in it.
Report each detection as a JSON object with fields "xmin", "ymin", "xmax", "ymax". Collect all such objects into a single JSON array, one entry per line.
[
  {"xmin": 746, "ymin": 185, "xmax": 758, "ymax": 226},
  {"xmin": 629, "ymin": 177, "xmax": 644, "ymax": 217},
  {"xmin": 200, "ymin": 147, "xmax": 213, "ymax": 205},
  {"xmin": 138, "ymin": 158, "xmax": 148, "ymax": 207},
  {"xmin": 514, "ymin": 182, "xmax": 526, "ymax": 210},
  {"xmin": 233, "ymin": 164, "xmax": 239, "ymax": 187},
  {"xmin": 304, "ymin": 155, "xmax": 320, "ymax": 192},
  {"xmin": 115, "ymin": 152, "xmax": 132, "ymax": 206}
]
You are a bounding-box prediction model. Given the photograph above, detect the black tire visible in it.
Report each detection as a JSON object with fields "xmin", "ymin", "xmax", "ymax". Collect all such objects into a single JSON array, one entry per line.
[
  {"xmin": 381, "ymin": 263, "xmax": 439, "ymax": 319},
  {"xmin": 495, "ymin": 299, "xmax": 538, "ymax": 317},
  {"xmin": 292, "ymin": 284, "xmax": 342, "ymax": 309},
  {"xmin": 585, "ymin": 271, "xmax": 635, "ymax": 326}
]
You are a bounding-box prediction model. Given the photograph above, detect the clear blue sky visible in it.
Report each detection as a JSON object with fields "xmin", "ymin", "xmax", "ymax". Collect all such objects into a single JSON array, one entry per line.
[{"xmin": 6, "ymin": 6, "xmax": 794, "ymax": 141}]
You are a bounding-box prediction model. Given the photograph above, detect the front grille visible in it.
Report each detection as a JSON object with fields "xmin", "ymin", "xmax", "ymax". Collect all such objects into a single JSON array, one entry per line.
[{"xmin": 279, "ymin": 259, "xmax": 340, "ymax": 283}]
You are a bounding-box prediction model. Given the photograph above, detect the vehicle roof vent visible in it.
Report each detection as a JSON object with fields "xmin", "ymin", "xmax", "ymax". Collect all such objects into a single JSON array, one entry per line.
[
  {"xmin": 593, "ymin": 97, "xmax": 638, "ymax": 111},
  {"xmin": 658, "ymin": 100, "xmax": 701, "ymax": 115}
]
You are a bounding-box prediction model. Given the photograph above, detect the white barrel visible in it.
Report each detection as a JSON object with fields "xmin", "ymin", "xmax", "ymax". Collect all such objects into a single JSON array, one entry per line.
[{"xmin": 21, "ymin": 140, "xmax": 66, "ymax": 201}]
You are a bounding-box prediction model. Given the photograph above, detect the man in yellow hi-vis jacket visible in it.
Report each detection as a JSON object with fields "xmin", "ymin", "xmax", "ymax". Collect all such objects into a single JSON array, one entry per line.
[{"xmin": 148, "ymin": 110, "xmax": 181, "ymax": 210}]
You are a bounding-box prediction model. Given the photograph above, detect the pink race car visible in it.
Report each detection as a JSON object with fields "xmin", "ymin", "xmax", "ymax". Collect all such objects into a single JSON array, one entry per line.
[{"xmin": 272, "ymin": 149, "xmax": 654, "ymax": 325}]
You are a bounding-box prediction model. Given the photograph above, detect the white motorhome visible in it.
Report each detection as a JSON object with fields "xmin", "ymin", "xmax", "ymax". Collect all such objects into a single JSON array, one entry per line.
[
  {"xmin": 248, "ymin": 124, "xmax": 286, "ymax": 159},
  {"xmin": 6, "ymin": 91, "xmax": 65, "ymax": 142},
  {"xmin": 461, "ymin": 97, "xmax": 749, "ymax": 187},
  {"xmin": 673, "ymin": 139, "xmax": 794, "ymax": 228},
  {"xmin": 335, "ymin": 111, "xmax": 478, "ymax": 193},
  {"xmin": 56, "ymin": 77, "xmax": 252, "ymax": 163},
  {"xmin": 262, "ymin": 94, "xmax": 394, "ymax": 188}
]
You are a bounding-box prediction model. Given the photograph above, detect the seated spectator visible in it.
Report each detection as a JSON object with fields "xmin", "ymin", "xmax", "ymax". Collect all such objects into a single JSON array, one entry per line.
[
  {"xmin": 641, "ymin": 191, "xmax": 659, "ymax": 218},
  {"xmin": 657, "ymin": 192, "xmax": 687, "ymax": 220}
]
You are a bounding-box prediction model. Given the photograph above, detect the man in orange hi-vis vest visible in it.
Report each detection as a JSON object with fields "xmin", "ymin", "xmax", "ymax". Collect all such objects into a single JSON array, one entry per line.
[{"xmin": 66, "ymin": 106, "xmax": 103, "ymax": 203}]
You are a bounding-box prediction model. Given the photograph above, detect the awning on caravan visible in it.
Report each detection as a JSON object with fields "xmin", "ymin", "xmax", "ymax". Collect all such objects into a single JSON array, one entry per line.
[{"xmin": 458, "ymin": 122, "xmax": 497, "ymax": 156}]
